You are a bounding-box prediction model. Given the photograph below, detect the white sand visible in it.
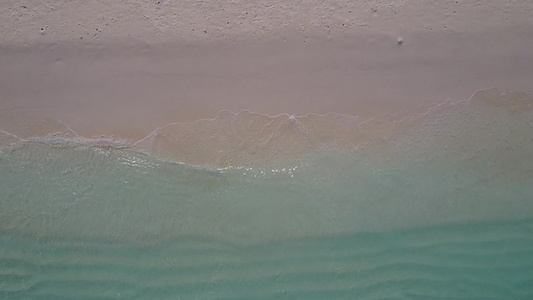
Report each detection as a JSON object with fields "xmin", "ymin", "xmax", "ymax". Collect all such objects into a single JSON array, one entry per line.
[{"xmin": 1, "ymin": 0, "xmax": 533, "ymax": 142}]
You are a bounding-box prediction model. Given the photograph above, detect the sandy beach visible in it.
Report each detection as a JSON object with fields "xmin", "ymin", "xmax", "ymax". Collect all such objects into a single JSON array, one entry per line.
[
  {"xmin": 1, "ymin": 0, "xmax": 533, "ymax": 158},
  {"xmin": 2, "ymin": 4, "xmax": 533, "ymax": 298}
]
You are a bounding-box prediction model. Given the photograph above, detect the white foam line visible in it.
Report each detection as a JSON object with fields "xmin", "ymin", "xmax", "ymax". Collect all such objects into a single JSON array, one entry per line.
[
  {"xmin": 0, "ymin": 129, "xmax": 24, "ymax": 141},
  {"xmin": 57, "ymin": 120, "xmax": 81, "ymax": 138},
  {"xmin": 131, "ymin": 110, "xmax": 367, "ymax": 148},
  {"xmin": 408, "ymin": 87, "xmax": 502, "ymax": 118},
  {"xmin": 131, "ymin": 91, "xmax": 489, "ymax": 148},
  {"xmin": 129, "ymin": 101, "xmax": 460, "ymax": 155},
  {"xmin": 131, "ymin": 121, "xmax": 181, "ymax": 148}
]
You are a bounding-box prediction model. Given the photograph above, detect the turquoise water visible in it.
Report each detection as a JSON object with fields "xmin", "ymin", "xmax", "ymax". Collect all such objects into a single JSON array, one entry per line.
[
  {"xmin": 1, "ymin": 90, "xmax": 533, "ymax": 299},
  {"xmin": 1, "ymin": 220, "xmax": 532, "ymax": 299}
]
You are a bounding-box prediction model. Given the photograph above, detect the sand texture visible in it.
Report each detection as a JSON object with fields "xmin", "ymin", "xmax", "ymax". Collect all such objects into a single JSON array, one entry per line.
[{"xmin": 1, "ymin": 0, "xmax": 533, "ymax": 165}]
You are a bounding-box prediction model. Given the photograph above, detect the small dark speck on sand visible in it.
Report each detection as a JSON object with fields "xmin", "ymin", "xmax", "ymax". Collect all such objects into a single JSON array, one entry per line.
[{"xmin": 397, "ymin": 37, "xmax": 404, "ymax": 46}]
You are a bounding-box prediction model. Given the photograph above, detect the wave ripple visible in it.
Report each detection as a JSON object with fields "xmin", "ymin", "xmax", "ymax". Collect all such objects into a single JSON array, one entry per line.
[{"xmin": 1, "ymin": 220, "xmax": 532, "ymax": 299}]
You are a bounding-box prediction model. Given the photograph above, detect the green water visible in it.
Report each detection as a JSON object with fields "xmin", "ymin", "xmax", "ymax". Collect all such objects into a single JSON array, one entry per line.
[
  {"xmin": 1, "ymin": 140, "xmax": 532, "ymax": 299},
  {"xmin": 1, "ymin": 220, "xmax": 532, "ymax": 300},
  {"xmin": 2, "ymin": 92, "xmax": 533, "ymax": 299}
]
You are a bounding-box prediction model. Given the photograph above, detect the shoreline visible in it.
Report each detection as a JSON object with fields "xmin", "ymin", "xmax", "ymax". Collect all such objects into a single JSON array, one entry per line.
[
  {"xmin": 2, "ymin": 88, "xmax": 532, "ymax": 168},
  {"xmin": 2, "ymin": 0, "xmax": 533, "ymax": 167}
]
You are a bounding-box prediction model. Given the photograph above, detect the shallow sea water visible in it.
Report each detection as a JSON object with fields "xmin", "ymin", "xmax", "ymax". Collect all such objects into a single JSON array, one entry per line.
[{"xmin": 1, "ymin": 89, "xmax": 533, "ymax": 299}]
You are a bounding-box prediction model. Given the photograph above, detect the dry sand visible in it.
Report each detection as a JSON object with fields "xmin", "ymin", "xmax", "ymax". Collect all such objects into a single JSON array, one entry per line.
[{"xmin": 1, "ymin": 0, "xmax": 533, "ymax": 143}]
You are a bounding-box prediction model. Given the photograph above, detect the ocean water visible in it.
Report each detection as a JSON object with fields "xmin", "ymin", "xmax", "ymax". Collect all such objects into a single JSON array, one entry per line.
[{"xmin": 1, "ymin": 89, "xmax": 533, "ymax": 299}]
